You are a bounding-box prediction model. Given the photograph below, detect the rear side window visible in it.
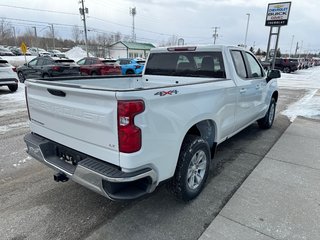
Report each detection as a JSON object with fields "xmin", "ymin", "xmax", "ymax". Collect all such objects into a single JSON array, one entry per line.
[
  {"xmin": 136, "ymin": 60, "xmax": 145, "ymax": 65},
  {"xmin": 145, "ymin": 51, "xmax": 225, "ymax": 78},
  {"xmin": 77, "ymin": 59, "xmax": 85, "ymax": 65},
  {"xmin": 36, "ymin": 58, "xmax": 45, "ymax": 66},
  {"xmin": 245, "ymin": 52, "xmax": 263, "ymax": 78},
  {"xmin": 231, "ymin": 50, "xmax": 247, "ymax": 78}
]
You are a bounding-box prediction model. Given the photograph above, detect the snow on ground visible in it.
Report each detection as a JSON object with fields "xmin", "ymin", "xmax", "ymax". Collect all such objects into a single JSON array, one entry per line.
[
  {"xmin": 279, "ymin": 66, "xmax": 320, "ymax": 121},
  {"xmin": 0, "ymin": 83, "xmax": 26, "ymax": 103},
  {"xmin": 1, "ymin": 56, "xmax": 36, "ymax": 67}
]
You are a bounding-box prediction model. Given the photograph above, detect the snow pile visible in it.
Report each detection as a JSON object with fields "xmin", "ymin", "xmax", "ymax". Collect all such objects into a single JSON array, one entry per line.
[
  {"xmin": 282, "ymin": 89, "xmax": 320, "ymax": 122},
  {"xmin": 279, "ymin": 66, "xmax": 320, "ymax": 121},
  {"xmin": 64, "ymin": 46, "xmax": 93, "ymax": 62},
  {"xmin": 278, "ymin": 68, "xmax": 320, "ymax": 90}
]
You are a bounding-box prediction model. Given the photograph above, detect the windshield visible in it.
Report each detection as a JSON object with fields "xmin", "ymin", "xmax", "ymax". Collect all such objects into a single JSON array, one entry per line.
[{"xmin": 145, "ymin": 51, "xmax": 226, "ymax": 78}]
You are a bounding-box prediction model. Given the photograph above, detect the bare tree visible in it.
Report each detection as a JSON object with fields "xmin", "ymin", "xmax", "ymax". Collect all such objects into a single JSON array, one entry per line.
[
  {"xmin": 0, "ymin": 18, "xmax": 13, "ymax": 45},
  {"xmin": 72, "ymin": 25, "xmax": 81, "ymax": 44},
  {"xmin": 159, "ymin": 35, "xmax": 179, "ymax": 47},
  {"xmin": 166, "ymin": 35, "xmax": 178, "ymax": 46},
  {"xmin": 20, "ymin": 27, "xmax": 36, "ymax": 47},
  {"xmin": 113, "ymin": 32, "xmax": 122, "ymax": 42}
]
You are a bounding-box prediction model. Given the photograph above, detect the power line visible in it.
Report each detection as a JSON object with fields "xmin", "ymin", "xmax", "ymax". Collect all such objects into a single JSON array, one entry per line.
[{"xmin": 0, "ymin": 4, "xmax": 78, "ymax": 16}]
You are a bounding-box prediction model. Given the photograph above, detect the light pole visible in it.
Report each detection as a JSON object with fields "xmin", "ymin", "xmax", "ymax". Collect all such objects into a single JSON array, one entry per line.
[
  {"xmin": 50, "ymin": 24, "xmax": 55, "ymax": 49},
  {"xmin": 32, "ymin": 26, "xmax": 39, "ymax": 56},
  {"xmin": 244, "ymin": 13, "xmax": 250, "ymax": 49},
  {"xmin": 289, "ymin": 35, "xmax": 294, "ymax": 57}
]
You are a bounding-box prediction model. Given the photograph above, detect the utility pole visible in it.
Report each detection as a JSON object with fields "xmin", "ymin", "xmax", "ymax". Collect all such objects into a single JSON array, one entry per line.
[
  {"xmin": 244, "ymin": 13, "xmax": 250, "ymax": 49},
  {"xmin": 294, "ymin": 41, "xmax": 299, "ymax": 56},
  {"xmin": 79, "ymin": 0, "xmax": 89, "ymax": 57},
  {"xmin": 298, "ymin": 40, "xmax": 303, "ymax": 58},
  {"xmin": 212, "ymin": 27, "xmax": 219, "ymax": 44},
  {"xmin": 289, "ymin": 35, "xmax": 294, "ymax": 57},
  {"xmin": 51, "ymin": 24, "xmax": 55, "ymax": 49},
  {"xmin": 130, "ymin": 7, "xmax": 137, "ymax": 42},
  {"xmin": 32, "ymin": 26, "xmax": 39, "ymax": 56}
]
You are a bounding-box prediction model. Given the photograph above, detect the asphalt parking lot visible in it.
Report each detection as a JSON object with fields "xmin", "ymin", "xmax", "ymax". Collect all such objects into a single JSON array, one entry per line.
[{"xmin": 0, "ymin": 86, "xmax": 306, "ymax": 240}]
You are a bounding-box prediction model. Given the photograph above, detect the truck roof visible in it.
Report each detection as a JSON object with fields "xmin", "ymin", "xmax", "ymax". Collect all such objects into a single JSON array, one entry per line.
[{"xmin": 150, "ymin": 45, "xmax": 242, "ymax": 53}]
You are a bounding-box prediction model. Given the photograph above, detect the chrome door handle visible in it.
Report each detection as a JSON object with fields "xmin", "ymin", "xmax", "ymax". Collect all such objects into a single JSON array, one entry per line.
[{"xmin": 240, "ymin": 88, "xmax": 247, "ymax": 93}]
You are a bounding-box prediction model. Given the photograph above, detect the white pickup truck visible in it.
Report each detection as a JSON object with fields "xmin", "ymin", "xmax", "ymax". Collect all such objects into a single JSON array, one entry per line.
[{"xmin": 24, "ymin": 45, "xmax": 280, "ymax": 201}]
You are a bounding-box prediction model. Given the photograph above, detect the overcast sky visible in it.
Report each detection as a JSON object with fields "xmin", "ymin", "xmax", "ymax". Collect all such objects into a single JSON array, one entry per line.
[{"xmin": 0, "ymin": 0, "xmax": 319, "ymax": 54}]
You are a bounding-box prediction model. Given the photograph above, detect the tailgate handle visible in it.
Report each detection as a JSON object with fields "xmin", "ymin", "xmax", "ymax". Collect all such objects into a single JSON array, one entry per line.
[{"xmin": 47, "ymin": 89, "xmax": 66, "ymax": 97}]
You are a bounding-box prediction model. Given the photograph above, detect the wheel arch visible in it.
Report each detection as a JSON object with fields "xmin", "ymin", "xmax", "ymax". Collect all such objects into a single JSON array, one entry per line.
[
  {"xmin": 183, "ymin": 119, "xmax": 217, "ymax": 158},
  {"xmin": 272, "ymin": 90, "xmax": 278, "ymax": 102}
]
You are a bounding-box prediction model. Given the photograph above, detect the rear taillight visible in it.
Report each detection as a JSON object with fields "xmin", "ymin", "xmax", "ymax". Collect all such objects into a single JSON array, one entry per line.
[
  {"xmin": 117, "ymin": 100, "xmax": 145, "ymax": 153},
  {"xmin": 12, "ymin": 67, "xmax": 17, "ymax": 72},
  {"xmin": 135, "ymin": 65, "xmax": 141, "ymax": 69},
  {"xmin": 25, "ymin": 86, "xmax": 31, "ymax": 120},
  {"xmin": 52, "ymin": 66, "xmax": 60, "ymax": 71}
]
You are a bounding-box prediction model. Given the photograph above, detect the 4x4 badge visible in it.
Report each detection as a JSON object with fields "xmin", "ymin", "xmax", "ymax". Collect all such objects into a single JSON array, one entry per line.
[{"xmin": 154, "ymin": 90, "xmax": 178, "ymax": 97}]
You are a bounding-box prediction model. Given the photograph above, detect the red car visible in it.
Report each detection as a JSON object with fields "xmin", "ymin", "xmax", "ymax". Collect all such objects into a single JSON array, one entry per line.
[{"xmin": 77, "ymin": 57, "xmax": 122, "ymax": 76}]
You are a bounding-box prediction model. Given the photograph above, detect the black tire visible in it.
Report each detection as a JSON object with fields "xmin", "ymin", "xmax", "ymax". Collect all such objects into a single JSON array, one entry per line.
[
  {"xmin": 126, "ymin": 69, "xmax": 135, "ymax": 75},
  {"xmin": 18, "ymin": 72, "xmax": 25, "ymax": 83},
  {"xmin": 91, "ymin": 71, "xmax": 98, "ymax": 76},
  {"xmin": 167, "ymin": 135, "xmax": 210, "ymax": 201},
  {"xmin": 257, "ymin": 98, "xmax": 276, "ymax": 129},
  {"xmin": 8, "ymin": 84, "xmax": 18, "ymax": 92},
  {"xmin": 43, "ymin": 73, "xmax": 49, "ymax": 78},
  {"xmin": 283, "ymin": 67, "xmax": 290, "ymax": 73}
]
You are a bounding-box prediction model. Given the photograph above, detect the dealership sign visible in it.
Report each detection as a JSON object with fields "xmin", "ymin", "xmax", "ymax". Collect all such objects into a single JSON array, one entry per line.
[{"xmin": 265, "ymin": 2, "xmax": 291, "ymax": 26}]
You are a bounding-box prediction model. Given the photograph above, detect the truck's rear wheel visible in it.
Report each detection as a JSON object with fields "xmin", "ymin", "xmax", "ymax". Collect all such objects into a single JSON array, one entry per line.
[
  {"xmin": 126, "ymin": 69, "xmax": 134, "ymax": 75},
  {"xmin": 167, "ymin": 135, "xmax": 210, "ymax": 201},
  {"xmin": 257, "ymin": 98, "xmax": 276, "ymax": 129},
  {"xmin": 8, "ymin": 84, "xmax": 18, "ymax": 92}
]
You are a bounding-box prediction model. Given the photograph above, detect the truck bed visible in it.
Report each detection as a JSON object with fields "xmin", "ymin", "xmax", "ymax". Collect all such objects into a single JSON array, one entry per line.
[{"xmin": 27, "ymin": 74, "xmax": 226, "ymax": 92}]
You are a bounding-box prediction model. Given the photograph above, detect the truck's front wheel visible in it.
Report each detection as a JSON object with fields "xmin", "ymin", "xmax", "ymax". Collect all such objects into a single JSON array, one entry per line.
[
  {"xmin": 167, "ymin": 135, "xmax": 210, "ymax": 201},
  {"xmin": 257, "ymin": 98, "xmax": 276, "ymax": 129}
]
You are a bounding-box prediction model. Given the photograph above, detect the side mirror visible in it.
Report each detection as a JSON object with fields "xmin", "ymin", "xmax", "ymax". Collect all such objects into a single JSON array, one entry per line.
[{"xmin": 266, "ymin": 69, "xmax": 281, "ymax": 82}]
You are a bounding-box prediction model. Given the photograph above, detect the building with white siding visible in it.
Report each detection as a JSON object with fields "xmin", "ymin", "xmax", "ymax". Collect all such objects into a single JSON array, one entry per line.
[{"xmin": 108, "ymin": 41, "xmax": 155, "ymax": 59}]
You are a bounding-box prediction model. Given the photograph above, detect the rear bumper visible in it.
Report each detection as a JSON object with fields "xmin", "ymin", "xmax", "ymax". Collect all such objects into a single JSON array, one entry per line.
[
  {"xmin": 0, "ymin": 78, "xmax": 18, "ymax": 86},
  {"xmin": 24, "ymin": 133, "xmax": 158, "ymax": 201}
]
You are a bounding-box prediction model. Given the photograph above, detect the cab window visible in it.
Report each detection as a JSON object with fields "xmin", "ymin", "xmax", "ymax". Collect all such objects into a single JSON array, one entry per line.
[
  {"xmin": 231, "ymin": 50, "xmax": 247, "ymax": 78},
  {"xmin": 245, "ymin": 52, "xmax": 264, "ymax": 78}
]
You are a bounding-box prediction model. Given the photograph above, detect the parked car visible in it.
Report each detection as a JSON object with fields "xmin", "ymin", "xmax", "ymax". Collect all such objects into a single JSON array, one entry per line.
[
  {"xmin": 28, "ymin": 47, "xmax": 51, "ymax": 57},
  {"xmin": 9, "ymin": 47, "xmax": 32, "ymax": 56},
  {"xmin": 0, "ymin": 58, "xmax": 18, "ymax": 92},
  {"xmin": 117, "ymin": 58, "xmax": 145, "ymax": 75},
  {"xmin": 274, "ymin": 58, "xmax": 298, "ymax": 73},
  {"xmin": 77, "ymin": 57, "xmax": 122, "ymax": 76},
  {"xmin": 16, "ymin": 56, "xmax": 80, "ymax": 83},
  {"xmin": 0, "ymin": 47, "xmax": 14, "ymax": 56},
  {"xmin": 258, "ymin": 59, "xmax": 271, "ymax": 70},
  {"xmin": 48, "ymin": 50, "xmax": 66, "ymax": 58}
]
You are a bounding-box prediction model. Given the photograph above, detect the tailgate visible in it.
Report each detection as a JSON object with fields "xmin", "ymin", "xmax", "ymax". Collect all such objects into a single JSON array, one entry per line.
[{"xmin": 26, "ymin": 80, "xmax": 119, "ymax": 165}]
